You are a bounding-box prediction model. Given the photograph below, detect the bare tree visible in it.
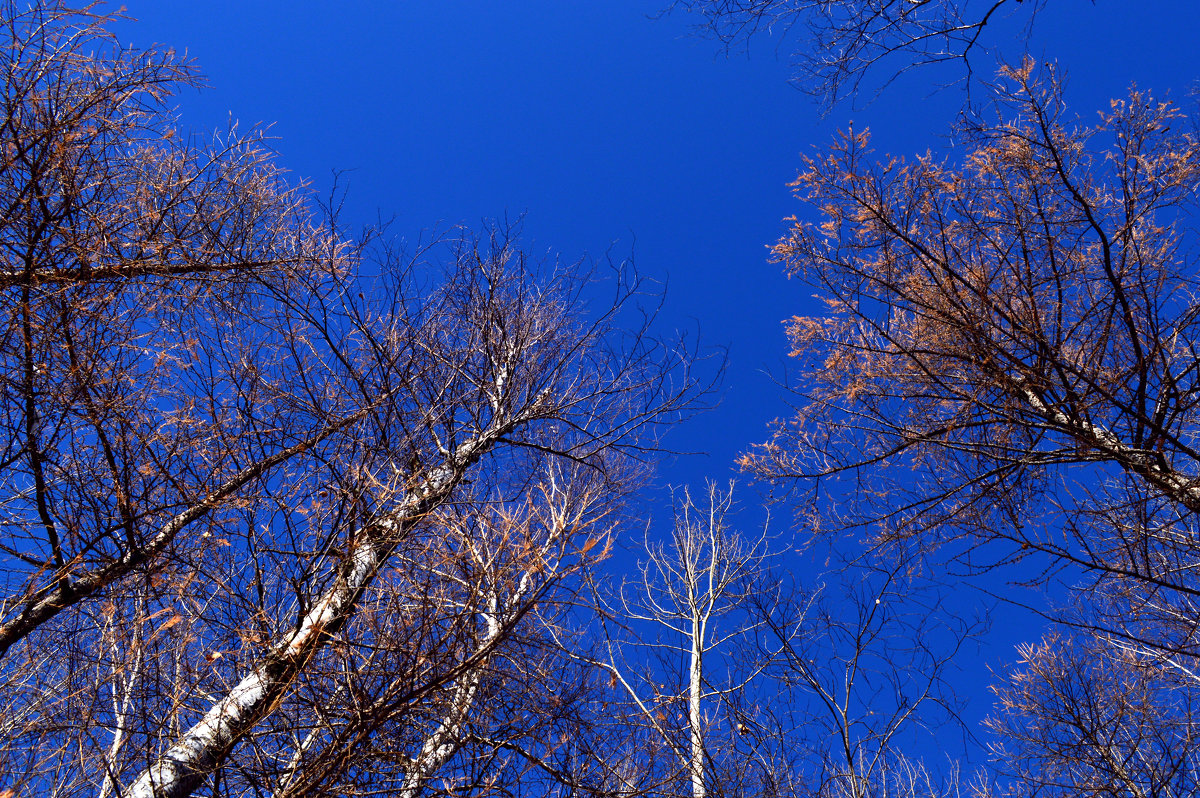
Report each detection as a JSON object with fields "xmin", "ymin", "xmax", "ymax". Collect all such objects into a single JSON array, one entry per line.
[
  {"xmin": 0, "ymin": 0, "xmax": 348, "ymax": 660},
  {"xmin": 727, "ymin": 541, "xmax": 976, "ymax": 798},
  {"xmin": 0, "ymin": 5, "xmax": 711, "ymax": 797},
  {"xmin": 739, "ymin": 57, "xmax": 1200, "ymax": 793},
  {"xmin": 585, "ymin": 482, "xmax": 775, "ymax": 798},
  {"xmin": 744, "ymin": 57, "xmax": 1200, "ymax": 636},
  {"xmin": 666, "ymin": 0, "xmax": 1067, "ymax": 105},
  {"xmin": 91, "ymin": 227, "xmax": 698, "ymax": 798},
  {"xmin": 256, "ymin": 462, "xmax": 622, "ymax": 798}
]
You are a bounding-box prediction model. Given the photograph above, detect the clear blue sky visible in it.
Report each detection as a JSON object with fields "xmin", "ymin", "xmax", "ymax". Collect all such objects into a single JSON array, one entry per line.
[{"xmin": 115, "ymin": 0, "xmax": 1200, "ymax": 772}]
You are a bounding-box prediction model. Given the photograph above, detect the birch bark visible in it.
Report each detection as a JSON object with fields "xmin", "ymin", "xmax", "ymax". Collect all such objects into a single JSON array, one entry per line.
[
  {"xmin": 122, "ymin": 431, "xmax": 502, "ymax": 798},
  {"xmin": 267, "ymin": 465, "xmax": 594, "ymax": 798}
]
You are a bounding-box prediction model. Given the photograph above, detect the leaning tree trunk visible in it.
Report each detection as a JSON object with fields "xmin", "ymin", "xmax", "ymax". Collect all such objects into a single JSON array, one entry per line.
[{"xmin": 122, "ymin": 430, "xmax": 503, "ymax": 798}]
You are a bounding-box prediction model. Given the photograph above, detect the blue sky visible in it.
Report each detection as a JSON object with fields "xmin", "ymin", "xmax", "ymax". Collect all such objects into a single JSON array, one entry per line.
[{"xmin": 114, "ymin": 0, "xmax": 1200, "ymax": 772}]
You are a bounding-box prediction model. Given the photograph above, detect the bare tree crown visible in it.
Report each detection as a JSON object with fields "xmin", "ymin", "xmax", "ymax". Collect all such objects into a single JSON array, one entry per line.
[
  {"xmin": 0, "ymin": 5, "xmax": 710, "ymax": 796},
  {"xmin": 742, "ymin": 60, "xmax": 1200, "ymax": 794}
]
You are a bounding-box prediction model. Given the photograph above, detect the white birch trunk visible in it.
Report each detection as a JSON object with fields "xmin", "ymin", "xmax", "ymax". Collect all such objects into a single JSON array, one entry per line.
[
  {"xmin": 123, "ymin": 538, "xmax": 387, "ymax": 798},
  {"xmin": 270, "ymin": 528, "xmax": 542, "ymax": 798},
  {"xmin": 688, "ymin": 612, "xmax": 706, "ymax": 798},
  {"xmin": 271, "ymin": 682, "xmax": 346, "ymax": 798},
  {"xmin": 1017, "ymin": 381, "xmax": 1200, "ymax": 510},
  {"xmin": 98, "ymin": 597, "xmax": 145, "ymax": 798},
  {"xmin": 394, "ymin": 592, "xmax": 504, "ymax": 798},
  {"xmin": 121, "ymin": 432, "xmax": 496, "ymax": 798}
]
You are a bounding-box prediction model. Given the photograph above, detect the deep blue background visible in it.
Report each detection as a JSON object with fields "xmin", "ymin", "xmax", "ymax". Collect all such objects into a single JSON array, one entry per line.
[{"xmin": 113, "ymin": 0, "xmax": 1200, "ymax": 772}]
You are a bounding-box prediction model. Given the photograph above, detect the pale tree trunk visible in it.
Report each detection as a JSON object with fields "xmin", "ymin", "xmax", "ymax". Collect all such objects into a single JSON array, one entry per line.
[
  {"xmin": 123, "ymin": 537, "xmax": 391, "ymax": 798},
  {"xmin": 593, "ymin": 483, "xmax": 768, "ymax": 798},
  {"xmin": 0, "ymin": 414, "xmax": 365, "ymax": 662},
  {"xmin": 98, "ymin": 595, "xmax": 146, "ymax": 798},
  {"xmin": 266, "ymin": 623, "xmax": 488, "ymax": 798},
  {"xmin": 688, "ymin": 612, "xmax": 706, "ymax": 798},
  {"xmin": 271, "ymin": 519, "xmax": 552, "ymax": 798},
  {"xmin": 271, "ymin": 682, "xmax": 346, "ymax": 798},
  {"xmin": 395, "ymin": 589, "xmax": 514, "ymax": 798},
  {"xmin": 394, "ymin": 667, "xmax": 483, "ymax": 798},
  {"xmin": 121, "ymin": 433, "xmax": 498, "ymax": 798}
]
